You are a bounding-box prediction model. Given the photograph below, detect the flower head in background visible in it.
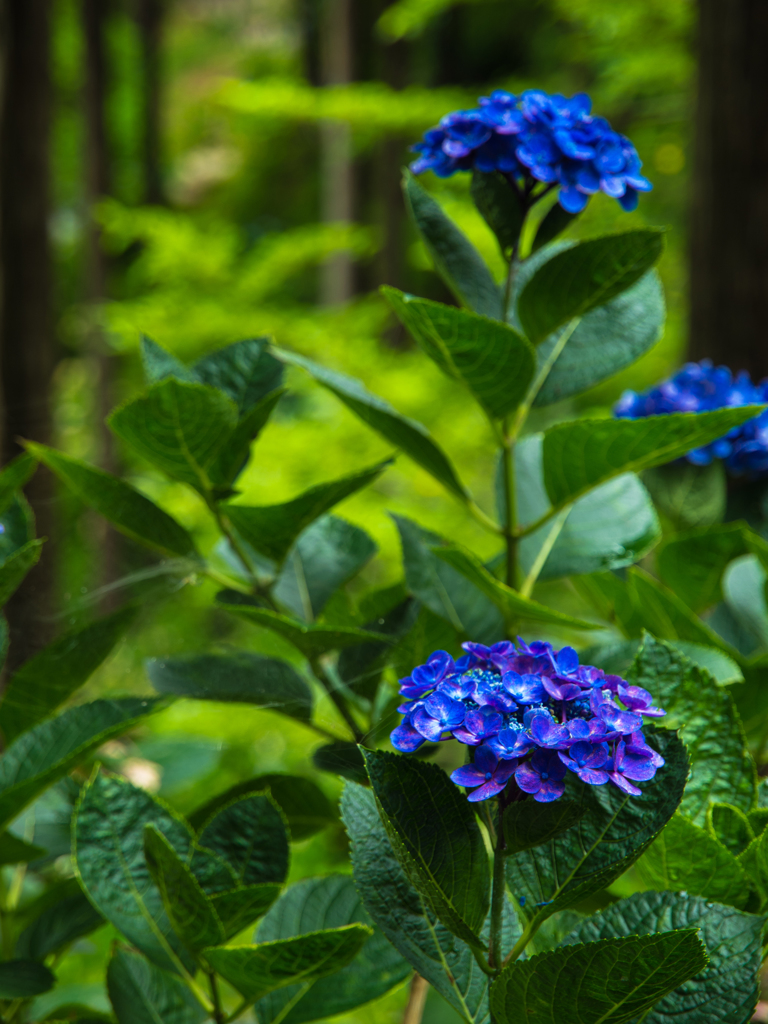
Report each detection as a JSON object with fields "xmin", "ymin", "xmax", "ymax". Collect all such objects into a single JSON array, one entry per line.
[
  {"xmin": 391, "ymin": 639, "xmax": 665, "ymax": 803},
  {"xmin": 410, "ymin": 89, "xmax": 652, "ymax": 213},
  {"xmin": 614, "ymin": 359, "xmax": 768, "ymax": 476}
]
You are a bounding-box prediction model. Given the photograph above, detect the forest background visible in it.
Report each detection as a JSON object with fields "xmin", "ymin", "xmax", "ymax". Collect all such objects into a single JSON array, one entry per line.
[{"xmin": 0, "ymin": 0, "xmax": 760, "ymax": 1019}]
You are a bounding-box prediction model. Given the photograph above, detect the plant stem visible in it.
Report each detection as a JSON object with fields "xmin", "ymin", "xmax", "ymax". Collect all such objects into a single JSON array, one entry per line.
[
  {"xmin": 208, "ymin": 969, "xmax": 226, "ymax": 1024},
  {"xmin": 501, "ymin": 423, "xmax": 518, "ymax": 590},
  {"xmin": 489, "ymin": 828, "xmax": 507, "ymax": 969},
  {"xmin": 502, "ymin": 253, "xmax": 521, "ymax": 324},
  {"xmin": 402, "ymin": 974, "xmax": 429, "ymax": 1024},
  {"xmin": 311, "ymin": 659, "xmax": 364, "ymax": 742},
  {"xmin": 507, "ymin": 316, "xmax": 580, "ymax": 448}
]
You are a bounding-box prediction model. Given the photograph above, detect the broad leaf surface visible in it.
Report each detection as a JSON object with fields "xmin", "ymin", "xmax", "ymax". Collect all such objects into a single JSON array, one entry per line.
[
  {"xmin": 141, "ymin": 336, "xmax": 196, "ymax": 385},
  {"xmin": 312, "ymin": 742, "xmax": 368, "ymax": 784},
  {"xmin": 15, "ymin": 884, "xmax": 103, "ymax": 961},
  {"xmin": 0, "ymin": 540, "xmax": 43, "ymax": 607},
  {"xmin": 562, "ymin": 889, "xmax": 765, "ymax": 1024},
  {"xmin": 403, "ymin": 170, "xmax": 502, "ymax": 319},
  {"xmin": 505, "ymin": 730, "xmax": 687, "ymax": 929},
  {"xmin": 106, "ymin": 946, "xmax": 208, "ymax": 1024},
  {"xmin": 0, "ymin": 959, "xmax": 55, "ymax": 999},
  {"xmin": 722, "ymin": 555, "xmax": 768, "ymax": 650},
  {"xmin": 383, "ymin": 289, "xmax": 535, "ymax": 420},
  {"xmin": 470, "ymin": 170, "xmax": 525, "ymax": 257},
  {"xmin": 147, "ymin": 651, "xmax": 313, "ymax": 722},
  {"xmin": 0, "ymin": 832, "xmax": 46, "ymax": 865},
  {"xmin": 254, "ymin": 875, "xmax": 410, "ymax": 1024},
  {"xmin": 192, "ymin": 337, "xmax": 283, "ymax": 414},
  {"xmin": 362, "ymin": 749, "xmax": 490, "ymax": 947},
  {"xmin": 643, "ymin": 461, "xmax": 726, "ymax": 529},
  {"xmin": 209, "ymin": 885, "xmax": 283, "ymax": 941},
  {"xmin": 197, "ymin": 793, "xmax": 289, "ymax": 887},
  {"xmin": 708, "ymin": 802, "xmax": 754, "ymax": 856},
  {"xmin": 0, "ymin": 453, "xmax": 36, "ymax": 518},
  {"xmin": 656, "ymin": 523, "xmax": 747, "ymax": 613},
  {"xmin": 0, "ymin": 605, "xmax": 138, "ymax": 742},
  {"xmin": 25, "ymin": 443, "xmax": 197, "ymax": 558},
  {"xmin": 503, "ymin": 800, "xmax": 585, "ymax": 856},
  {"xmin": 583, "ymin": 638, "xmax": 743, "ymax": 688},
  {"xmin": 491, "ymin": 931, "xmax": 706, "ymax": 1024}
]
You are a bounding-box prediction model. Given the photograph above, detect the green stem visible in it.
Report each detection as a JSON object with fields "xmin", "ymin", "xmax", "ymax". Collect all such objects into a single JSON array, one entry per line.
[
  {"xmin": 508, "ymin": 316, "xmax": 581, "ymax": 448},
  {"xmin": 208, "ymin": 969, "xmax": 226, "ymax": 1024},
  {"xmin": 501, "ymin": 425, "xmax": 518, "ymax": 590},
  {"xmin": 502, "ymin": 917, "xmax": 537, "ymax": 967},
  {"xmin": 469, "ymin": 942, "xmax": 495, "ymax": 977},
  {"xmin": 312, "ymin": 659, "xmax": 364, "ymax": 743},
  {"xmin": 519, "ymin": 508, "xmax": 570, "ymax": 597},
  {"xmin": 489, "ymin": 823, "xmax": 507, "ymax": 969},
  {"xmin": 502, "ymin": 253, "xmax": 521, "ymax": 324}
]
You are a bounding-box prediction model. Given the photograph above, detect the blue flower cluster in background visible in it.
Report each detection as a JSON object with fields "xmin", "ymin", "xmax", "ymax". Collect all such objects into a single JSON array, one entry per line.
[
  {"xmin": 615, "ymin": 359, "xmax": 768, "ymax": 476},
  {"xmin": 391, "ymin": 639, "xmax": 665, "ymax": 803},
  {"xmin": 410, "ymin": 89, "xmax": 652, "ymax": 214}
]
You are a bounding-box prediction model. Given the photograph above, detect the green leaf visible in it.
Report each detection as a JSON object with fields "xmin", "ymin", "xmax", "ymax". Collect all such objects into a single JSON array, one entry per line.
[
  {"xmin": 657, "ymin": 523, "xmax": 747, "ymax": 612},
  {"xmin": 471, "ymin": 170, "xmax": 525, "ymax": 257},
  {"xmin": 210, "ymin": 885, "xmax": 282, "ymax": 941},
  {"xmin": 107, "ymin": 946, "xmax": 208, "ymax": 1024},
  {"xmin": 341, "ymin": 781, "xmax": 520, "ymax": 1024},
  {"xmin": 626, "ymin": 636, "xmax": 756, "ymax": 823},
  {"xmin": 561, "ymin": 889, "xmax": 765, "ymax": 1024},
  {"xmin": 25, "ymin": 442, "xmax": 198, "ymax": 559},
  {"xmin": 636, "ymin": 813, "xmax": 752, "ymax": 909},
  {"xmin": 708, "ymin": 802, "xmax": 754, "ymax": 856},
  {"xmin": 224, "ymin": 461, "xmax": 389, "ymax": 564},
  {"xmin": 502, "ymin": 800, "xmax": 586, "ymax": 856},
  {"xmin": 15, "ymin": 886, "xmax": 103, "ymax": 960},
  {"xmin": 393, "ymin": 515, "xmax": 504, "ymax": 643},
  {"xmin": 0, "ymin": 959, "xmax": 55, "ymax": 998},
  {"xmin": 274, "ymin": 514, "xmax": 377, "ymax": 621},
  {"xmin": 722, "ymin": 554, "xmax": 768, "ymax": 649},
  {"xmin": 143, "ymin": 825, "xmax": 225, "ymax": 951},
  {"xmin": 403, "ymin": 170, "xmax": 502, "ymax": 319},
  {"xmin": 518, "ymin": 229, "xmax": 664, "ymax": 344},
  {"xmin": 0, "ymin": 697, "xmax": 163, "ymax": 831},
  {"xmin": 203, "ymin": 924, "xmax": 372, "ymax": 1003},
  {"xmin": 531, "ymin": 204, "xmax": 579, "ymax": 253},
  {"xmin": 146, "ymin": 652, "xmax": 313, "ymax": 722},
  {"xmin": 108, "ymin": 379, "xmax": 239, "ymax": 495},
  {"xmin": 141, "ymin": 336, "xmax": 196, "ymax": 385},
  {"xmin": 74, "ymin": 772, "xmax": 198, "ymax": 974},
  {"xmin": 542, "ymin": 407, "xmax": 764, "ymax": 510},
  {"xmin": 738, "ymin": 824, "xmax": 768, "ymax": 904},
  {"xmin": 189, "ymin": 774, "xmax": 336, "ymax": 842},
  {"xmin": 513, "ymin": 435, "xmax": 660, "ymax": 580},
  {"xmin": 197, "ymin": 793, "xmax": 289, "ymax": 887},
  {"xmin": 0, "ymin": 605, "xmax": 138, "ymax": 742},
  {"xmin": 505, "ymin": 729, "xmax": 687, "ymax": 929},
  {"xmin": 337, "ymin": 588, "xmax": 416, "ymax": 701},
  {"xmin": 386, "ymin": 603, "xmax": 458, "ymax": 691},
  {"xmin": 192, "ymin": 338, "xmax": 284, "ymax": 415},
  {"xmin": 491, "ymin": 930, "xmax": 707, "ymax": 1024},
  {"xmin": 582, "ymin": 638, "xmax": 743, "ymax": 688},
  {"xmin": 0, "ymin": 831, "xmax": 45, "ymax": 865},
  {"xmin": 312, "ymin": 741, "xmax": 368, "ymax": 784},
  {"xmin": 208, "ymin": 387, "xmax": 285, "ymax": 490},
  {"xmin": 0, "ymin": 495, "xmax": 34, "ymax": 562},
  {"xmin": 362, "ymin": 749, "xmax": 490, "ymax": 947},
  {"xmin": 432, "ymin": 543, "xmax": 599, "ymax": 631},
  {"xmin": 276, "ymin": 348, "xmax": 470, "ymax": 502},
  {"xmin": 642, "ymin": 461, "xmax": 726, "ymax": 529},
  {"xmin": 382, "ymin": 289, "xmax": 535, "ymax": 420},
  {"xmin": 254, "ymin": 875, "xmax": 410, "ymax": 1024},
  {"xmin": 0, "ymin": 452, "xmax": 36, "ymax": 517},
  {"xmin": 0, "ymin": 539, "xmax": 43, "ymax": 606}
]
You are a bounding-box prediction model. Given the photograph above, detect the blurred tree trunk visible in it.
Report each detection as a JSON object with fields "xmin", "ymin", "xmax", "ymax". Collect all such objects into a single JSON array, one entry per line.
[
  {"xmin": 135, "ymin": 0, "xmax": 165, "ymax": 204},
  {"xmin": 0, "ymin": 0, "xmax": 56, "ymax": 666},
  {"xmin": 689, "ymin": 0, "xmax": 768, "ymax": 379}
]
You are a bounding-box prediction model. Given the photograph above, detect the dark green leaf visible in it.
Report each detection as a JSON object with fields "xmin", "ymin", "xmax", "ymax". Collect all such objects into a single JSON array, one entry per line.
[
  {"xmin": 146, "ymin": 652, "xmax": 313, "ymax": 722},
  {"xmin": 0, "ymin": 495, "xmax": 34, "ymax": 561},
  {"xmin": 708, "ymin": 802, "xmax": 754, "ymax": 856},
  {"xmin": 491, "ymin": 930, "xmax": 707, "ymax": 1024},
  {"xmin": 394, "ymin": 514, "xmax": 504, "ymax": 642},
  {"xmin": 562, "ymin": 889, "xmax": 765, "ymax": 1024},
  {"xmin": 16, "ymin": 886, "xmax": 103, "ymax": 961},
  {"xmin": 0, "ymin": 698, "xmax": 163, "ymax": 831},
  {"xmin": 627, "ymin": 636, "xmax": 756, "ymax": 823},
  {"xmin": 107, "ymin": 946, "xmax": 208, "ymax": 1024},
  {"xmin": 276, "ymin": 348, "xmax": 470, "ymax": 501},
  {"xmin": 505, "ymin": 729, "xmax": 687, "ymax": 929},
  {"xmin": 75, "ymin": 772, "xmax": 198, "ymax": 974},
  {"xmin": 403, "ymin": 170, "xmax": 502, "ymax": 319},
  {"xmin": 189, "ymin": 774, "xmax": 335, "ymax": 842},
  {"xmin": 210, "ymin": 885, "xmax": 282, "ymax": 940},
  {"xmin": 341, "ymin": 781, "xmax": 520, "ymax": 1024},
  {"xmin": 362, "ymin": 749, "xmax": 490, "ymax": 947},
  {"xmin": 531, "ymin": 203, "xmax": 579, "ymax": 253},
  {"xmin": 738, "ymin": 825, "xmax": 768, "ymax": 904},
  {"xmin": 583, "ymin": 638, "xmax": 743, "ymax": 687},
  {"xmin": 197, "ymin": 793, "xmax": 289, "ymax": 887},
  {"xmin": 543, "ymin": 408, "xmax": 764, "ymax": 510},
  {"xmin": 141, "ymin": 336, "xmax": 196, "ymax": 385},
  {"xmin": 502, "ymin": 800, "xmax": 586, "ymax": 856},
  {"xmin": 382, "ymin": 289, "xmax": 535, "ymax": 420},
  {"xmin": 312, "ymin": 742, "xmax": 368, "ymax": 784},
  {"xmin": 722, "ymin": 553, "xmax": 768, "ymax": 649},
  {"xmin": 0, "ymin": 831, "xmax": 46, "ymax": 866},
  {"xmin": 657, "ymin": 523, "xmax": 747, "ymax": 612},
  {"xmin": 337, "ymin": 590, "xmax": 416, "ymax": 701},
  {"xmin": 643, "ymin": 461, "xmax": 727, "ymax": 529},
  {"xmin": 386, "ymin": 604, "xmax": 460, "ymax": 685},
  {"xmin": 0, "ymin": 605, "xmax": 138, "ymax": 742},
  {"xmin": 108, "ymin": 379, "xmax": 238, "ymax": 495},
  {"xmin": 203, "ymin": 924, "xmax": 372, "ymax": 1003},
  {"xmin": 0, "ymin": 959, "xmax": 55, "ymax": 998},
  {"xmin": 192, "ymin": 338, "xmax": 283, "ymax": 414},
  {"xmin": 432, "ymin": 543, "xmax": 599, "ymax": 631},
  {"xmin": 255, "ymin": 875, "xmax": 410, "ymax": 1024},
  {"xmin": 518, "ymin": 229, "xmax": 664, "ymax": 344},
  {"xmin": 0, "ymin": 452, "xmax": 37, "ymax": 517},
  {"xmin": 0, "ymin": 539, "xmax": 43, "ymax": 607},
  {"xmin": 636, "ymin": 813, "xmax": 752, "ymax": 909},
  {"xmin": 209, "ymin": 387, "xmax": 286, "ymax": 493},
  {"xmin": 144, "ymin": 825, "xmax": 225, "ymax": 950},
  {"xmin": 471, "ymin": 170, "xmax": 525, "ymax": 257},
  {"xmin": 224, "ymin": 461, "xmax": 389, "ymax": 564}
]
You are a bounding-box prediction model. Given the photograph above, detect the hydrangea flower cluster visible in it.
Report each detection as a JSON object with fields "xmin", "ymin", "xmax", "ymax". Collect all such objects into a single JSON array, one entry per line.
[
  {"xmin": 614, "ymin": 359, "xmax": 768, "ymax": 476},
  {"xmin": 391, "ymin": 639, "xmax": 665, "ymax": 803},
  {"xmin": 410, "ymin": 89, "xmax": 652, "ymax": 214}
]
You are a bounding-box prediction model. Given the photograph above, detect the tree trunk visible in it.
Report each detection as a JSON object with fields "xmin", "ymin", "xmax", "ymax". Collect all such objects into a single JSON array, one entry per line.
[
  {"xmin": 135, "ymin": 0, "xmax": 165, "ymax": 204},
  {"xmin": 0, "ymin": 0, "xmax": 56, "ymax": 667},
  {"xmin": 689, "ymin": 0, "xmax": 768, "ymax": 379}
]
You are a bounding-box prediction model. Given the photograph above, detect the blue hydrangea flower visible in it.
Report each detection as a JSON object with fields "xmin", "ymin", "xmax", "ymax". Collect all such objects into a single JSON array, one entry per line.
[
  {"xmin": 614, "ymin": 359, "xmax": 768, "ymax": 476},
  {"xmin": 410, "ymin": 88, "xmax": 652, "ymax": 214},
  {"xmin": 391, "ymin": 639, "xmax": 666, "ymax": 803}
]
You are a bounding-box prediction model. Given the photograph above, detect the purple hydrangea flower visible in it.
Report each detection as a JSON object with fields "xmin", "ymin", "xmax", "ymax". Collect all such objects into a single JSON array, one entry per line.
[
  {"xmin": 608, "ymin": 739, "xmax": 660, "ymax": 795},
  {"xmin": 559, "ymin": 741, "xmax": 610, "ymax": 785},
  {"xmin": 515, "ymin": 749, "xmax": 567, "ymax": 803},
  {"xmin": 412, "ymin": 692, "xmax": 465, "ymax": 742},
  {"xmin": 451, "ymin": 745, "xmax": 518, "ymax": 803}
]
